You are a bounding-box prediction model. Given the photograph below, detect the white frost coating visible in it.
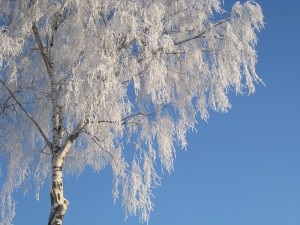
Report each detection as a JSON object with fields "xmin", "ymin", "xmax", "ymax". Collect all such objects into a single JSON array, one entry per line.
[
  {"xmin": 0, "ymin": 0, "xmax": 263, "ymax": 224},
  {"xmin": 0, "ymin": 30, "xmax": 23, "ymax": 83}
]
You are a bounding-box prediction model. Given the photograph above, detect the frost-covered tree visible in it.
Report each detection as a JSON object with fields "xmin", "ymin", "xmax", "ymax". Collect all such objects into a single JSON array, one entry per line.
[{"xmin": 0, "ymin": 0, "xmax": 263, "ymax": 224}]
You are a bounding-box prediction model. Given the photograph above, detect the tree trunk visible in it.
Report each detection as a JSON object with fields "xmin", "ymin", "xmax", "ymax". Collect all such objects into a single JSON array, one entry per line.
[
  {"xmin": 48, "ymin": 153, "xmax": 69, "ymax": 225},
  {"xmin": 47, "ymin": 116, "xmax": 85, "ymax": 224}
]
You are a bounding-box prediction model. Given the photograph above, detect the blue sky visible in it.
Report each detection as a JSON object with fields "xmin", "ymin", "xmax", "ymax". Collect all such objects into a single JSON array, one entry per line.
[{"xmin": 11, "ymin": 1, "xmax": 300, "ymax": 225}]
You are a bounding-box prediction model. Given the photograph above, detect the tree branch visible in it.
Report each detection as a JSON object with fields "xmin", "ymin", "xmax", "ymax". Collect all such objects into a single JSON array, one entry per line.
[
  {"xmin": 0, "ymin": 79, "xmax": 52, "ymax": 150},
  {"xmin": 60, "ymin": 105, "xmax": 170, "ymax": 155},
  {"xmin": 174, "ymin": 19, "xmax": 229, "ymax": 45},
  {"xmin": 121, "ymin": 61, "xmax": 152, "ymax": 85},
  {"xmin": 86, "ymin": 104, "xmax": 170, "ymax": 126},
  {"xmin": 90, "ymin": 136, "xmax": 123, "ymax": 166},
  {"xmin": 32, "ymin": 23, "xmax": 54, "ymax": 78},
  {"xmin": 121, "ymin": 104, "xmax": 170, "ymax": 123},
  {"xmin": 50, "ymin": 1, "xmax": 68, "ymax": 47},
  {"xmin": 60, "ymin": 119, "xmax": 88, "ymax": 155}
]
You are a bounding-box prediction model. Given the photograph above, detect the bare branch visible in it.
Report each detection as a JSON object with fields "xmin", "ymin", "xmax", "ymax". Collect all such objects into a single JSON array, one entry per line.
[
  {"xmin": 0, "ymin": 79, "xmax": 52, "ymax": 150},
  {"xmin": 174, "ymin": 19, "xmax": 229, "ymax": 45},
  {"xmin": 90, "ymin": 136, "xmax": 125, "ymax": 168},
  {"xmin": 41, "ymin": 144, "xmax": 51, "ymax": 155},
  {"xmin": 83, "ymin": 106, "xmax": 169, "ymax": 131},
  {"xmin": 121, "ymin": 104, "xmax": 170, "ymax": 123}
]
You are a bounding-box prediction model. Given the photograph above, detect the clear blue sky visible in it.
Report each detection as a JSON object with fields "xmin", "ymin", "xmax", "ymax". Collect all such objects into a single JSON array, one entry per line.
[{"xmin": 12, "ymin": 1, "xmax": 300, "ymax": 224}]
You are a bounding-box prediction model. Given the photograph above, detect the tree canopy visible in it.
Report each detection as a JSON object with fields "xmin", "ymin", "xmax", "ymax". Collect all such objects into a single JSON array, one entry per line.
[{"xmin": 0, "ymin": 0, "xmax": 263, "ymax": 224}]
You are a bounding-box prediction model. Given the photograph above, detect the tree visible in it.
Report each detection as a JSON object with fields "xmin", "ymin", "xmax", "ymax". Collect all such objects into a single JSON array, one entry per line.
[{"xmin": 0, "ymin": 0, "xmax": 263, "ymax": 224}]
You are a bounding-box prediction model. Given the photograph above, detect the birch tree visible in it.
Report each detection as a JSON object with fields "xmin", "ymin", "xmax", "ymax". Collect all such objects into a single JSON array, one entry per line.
[{"xmin": 0, "ymin": 0, "xmax": 263, "ymax": 224}]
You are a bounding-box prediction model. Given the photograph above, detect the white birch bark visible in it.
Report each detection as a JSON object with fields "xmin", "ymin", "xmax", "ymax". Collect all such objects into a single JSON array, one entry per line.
[
  {"xmin": 48, "ymin": 119, "xmax": 87, "ymax": 224},
  {"xmin": 33, "ymin": 18, "xmax": 71, "ymax": 224},
  {"xmin": 48, "ymin": 152, "xmax": 69, "ymax": 225}
]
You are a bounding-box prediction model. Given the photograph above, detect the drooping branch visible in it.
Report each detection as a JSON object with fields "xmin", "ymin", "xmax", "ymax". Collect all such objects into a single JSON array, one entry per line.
[
  {"xmin": 0, "ymin": 78, "xmax": 52, "ymax": 150},
  {"xmin": 89, "ymin": 136, "xmax": 128, "ymax": 170}
]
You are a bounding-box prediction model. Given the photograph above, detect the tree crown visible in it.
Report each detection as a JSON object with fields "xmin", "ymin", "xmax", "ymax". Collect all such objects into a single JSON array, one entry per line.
[{"xmin": 0, "ymin": 0, "xmax": 263, "ymax": 224}]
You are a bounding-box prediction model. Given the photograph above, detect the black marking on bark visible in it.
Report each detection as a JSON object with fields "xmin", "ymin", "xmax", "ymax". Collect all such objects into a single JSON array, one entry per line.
[
  {"xmin": 48, "ymin": 205, "xmax": 60, "ymax": 225},
  {"xmin": 58, "ymin": 124, "xmax": 62, "ymax": 134},
  {"xmin": 57, "ymin": 214, "xmax": 63, "ymax": 220},
  {"xmin": 69, "ymin": 132, "xmax": 80, "ymax": 143},
  {"xmin": 52, "ymin": 181, "xmax": 56, "ymax": 188},
  {"xmin": 52, "ymin": 165, "xmax": 62, "ymax": 171},
  {"xmin": 50, "ymin": 191, "xmax": 55, "ymax": 205},
  {"xmin": 53, "ymin": 146, "xmax": 60, "ymax": 154}
]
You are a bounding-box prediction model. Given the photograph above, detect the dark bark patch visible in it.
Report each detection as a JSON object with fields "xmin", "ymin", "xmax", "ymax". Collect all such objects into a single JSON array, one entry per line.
[
  {"xmin": 52, "ymin": 166, "xmax": 62, "ymax": 171},
  {"xmin": 56, "ymin": 214, "xmax": 63, "ymax": 220},
  {"xmin": 50, "ymin": 191, "xmax": 55, "ymax": 205}
]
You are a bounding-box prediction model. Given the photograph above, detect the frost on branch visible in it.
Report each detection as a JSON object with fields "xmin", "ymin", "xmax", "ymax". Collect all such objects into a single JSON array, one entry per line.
[{"xmin": 0, "ymin": 0, "xmax": 263, "ymax": 224}]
